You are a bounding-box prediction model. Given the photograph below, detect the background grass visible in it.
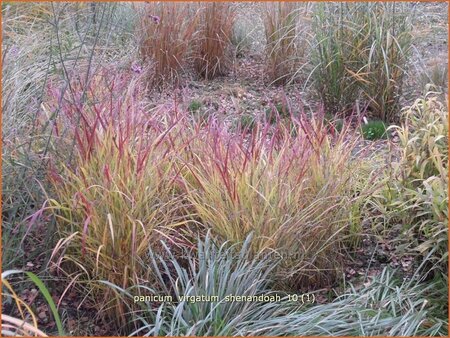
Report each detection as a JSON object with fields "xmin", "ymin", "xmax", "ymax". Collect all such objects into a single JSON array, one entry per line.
[
  {"xmin": 2, "ymin": 2, "xmax": 447, "ymax": 336},
  {"xmin": 310, "ymin": 2, "xmax": 412, "ymax": 121}
]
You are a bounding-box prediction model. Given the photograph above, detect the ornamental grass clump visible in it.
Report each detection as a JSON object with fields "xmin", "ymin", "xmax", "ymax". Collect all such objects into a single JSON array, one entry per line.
[
  {"xmin": 105, "ymin": 239, "xmax": 447, "ymax": 336},
  {"xmin": 180, "ymin": 110, "xmax": 373, "ymax": 288},
  {"xmin": 44, "ymin": 69, "xmax": 191, "ymax": 328},
  {"xmin": 243, "ymin": 267, "xmax": 448, "ymax": 336},
  {"xmin": 136, "ymin": 2, "xmax": 198, "ymax": 86},
  {"xmin": 311, "ymin": 2, "xmax": 412, "ymax": 120},
  {"xmin": 263, "ymin": 2, "xmax": 306, "ymax": 85},
  {"xmin": 311, "ymin": 3, "xmax": 362, "ymax": 115},
  {"xmin": 192, "ymin": 2, "xmax": 235, "ymax": 79},
  {"xmin": 121, "ymin": 233, "xmax": 285, "ymax": 336},
  {"xmin": 374, "ymin": 95, "xmax": 448, "ymax": 275}
]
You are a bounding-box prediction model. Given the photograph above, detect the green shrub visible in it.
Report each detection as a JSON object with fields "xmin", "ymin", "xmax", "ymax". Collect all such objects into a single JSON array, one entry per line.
[
  {"xmin": 188, "ymin": 99, "xmax": 202, "ymax": 113},
  {"xmin": 361, "ymin": 120, "xmax": 388, "ymax": 140}
]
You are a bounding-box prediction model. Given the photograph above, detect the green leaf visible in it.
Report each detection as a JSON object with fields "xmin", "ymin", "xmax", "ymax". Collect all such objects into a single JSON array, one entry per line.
[{"xmin": 2, "ymin": 270, "xmax": 65, "ymax": 336}]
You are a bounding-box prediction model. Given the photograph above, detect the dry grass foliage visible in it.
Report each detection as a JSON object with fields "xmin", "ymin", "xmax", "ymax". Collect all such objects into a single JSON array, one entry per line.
[
  {"xmin": 136, "ymin": 2, "xmax": 198, "ymax": 86},
  {"xmin": 263, "ymin": 2, "xmax": 307, "ymax": 85},
  {"xmin": 192, "ymin": 2, "xmax": 236, "ymax": 79}
]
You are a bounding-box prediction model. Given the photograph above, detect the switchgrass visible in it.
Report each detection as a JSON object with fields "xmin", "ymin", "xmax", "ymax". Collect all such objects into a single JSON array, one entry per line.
[
  {"xmin": 192, "ymin": 2, "xmax": 235, "ymax": 79},
  {"xmin": 44, "ymin": 70, "xmax": 191, "ymax": 327},
  {"xmin": 263, "ymin": 2, "xmax": 306, "ymax": 85},
  {"xmin": 136, "ymin": 2, "xmax": 198, "ymax": 86},
  {"xmin": 358, "ymin": 3, "xmax": 412, "ymax": 122},
  {"xmin": 4, "ymin": 3, "xmax": 446, "ymax": 335},
  {"xmin": 180, "ymin": 110, "xmax": 373, "ymax": 288},
  {"xmin": 2, "ymin": 3, "xmax": 56, "ymax": 270},
  {"xmin": 2, "ymin": 2, "xmax": 125, "ymax": 270},
  {"xmin": 310, "ymin": 3, "xmax": 362, "ymax": 115},
  {"xmin": 48, "ymin": 131, "xmax": 183, "ymax": 326},
  {"xmin": 311, "ymin": 2, "xmax": 412, "ymax": 120}
]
